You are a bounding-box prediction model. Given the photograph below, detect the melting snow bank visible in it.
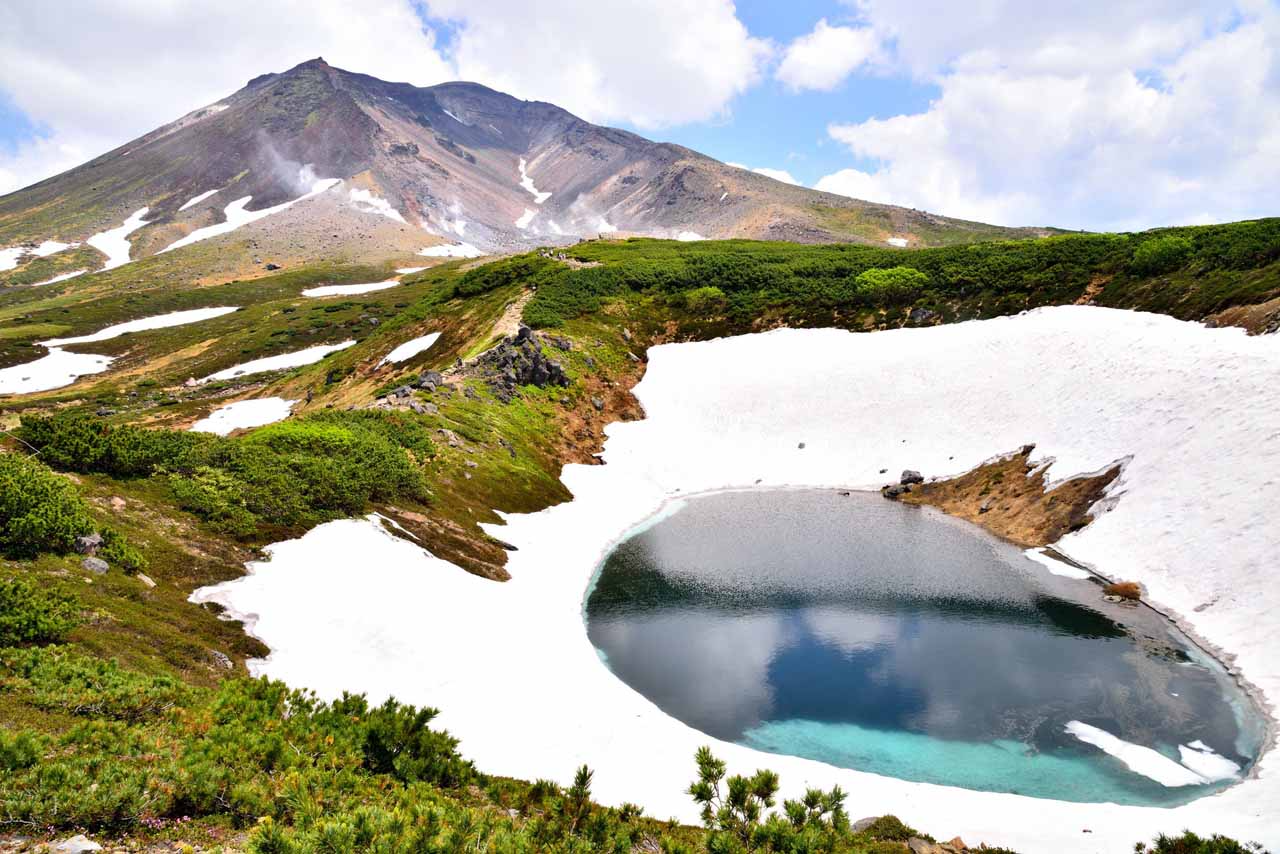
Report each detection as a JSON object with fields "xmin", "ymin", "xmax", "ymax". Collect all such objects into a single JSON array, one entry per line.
[
  {"xmin": 887, "ymin": 237, "xmax": 909, "ymax": 247},
  {"xmin": 395, "ymin": 267, "xmax": 427, "ymax": 275},
  {"xmin": 190, "ymin": 397, "xmax": 296, "ymax": 435},
  {"xmin": 515, "ymin": 208, "xmax": 537, "ymax": 230},
  {"xmin": 419, "ymin": 243, "xmax": 484, "ymax": 258},
  {"xmin": 194, "ymin": 307, "xmax": 1280, "ymax": 853},
  {"xmin": 1, "ymin": 240, "xmax": 79, "ymax": 271},
  {"xmin": 31, "ymin": 270, "xmax": 89, "ymax": 286},
  {"xmin": 162, "ymin": 176, "xmax": 340, "ymax": 253},
  {"xmin": 202, "ymin": 341, "xmax": 354, "ymax": 383},
  {"xmin": 179, "ymin": 189, "xmax": 220, "ymax": 211},
  {"xmin": 87, "ymin": 208, "xmax": 151, "ymax": 270},
  {"xmin": 379, "ymin": 332, "xmax": 440, "ymax": 366},
  {"xmin": 301, "ymin": 280, "xmax": 399, "ymax": 298},
  {"xmin": 44, "ymin": 306, "xmax": 238, "ymax": 347},
  {"xmin": 518, "ymin": 158, "xmax": 551, "ymax": 204},
  {"xmin": 0, "ymin": 349, "xmax": 114, "ymax": 395},
  {"xmin": 0, "ymin": 306, "xmax": 238, "ymax": 395}
]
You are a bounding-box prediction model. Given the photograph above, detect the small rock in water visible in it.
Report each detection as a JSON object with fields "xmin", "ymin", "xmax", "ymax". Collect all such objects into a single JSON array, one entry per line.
[
  {"xmin": 81, "ymin": 557, "xmax": 109, "ymax": 575},
  {"xmin": 882, "ymin": 484, "xmax": 911, "ymax": 499}
]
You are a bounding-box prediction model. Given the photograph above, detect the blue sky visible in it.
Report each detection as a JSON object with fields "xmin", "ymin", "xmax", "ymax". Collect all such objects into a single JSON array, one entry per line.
[{"xmin": 1, "ymin": 0, "xmax": 1277, "ymax": 231}]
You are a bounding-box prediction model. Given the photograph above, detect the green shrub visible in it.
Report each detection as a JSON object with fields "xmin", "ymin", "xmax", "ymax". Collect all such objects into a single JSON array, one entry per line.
[
  {"xmin": 684, "ymin": 285, "xmax": 728, "ymax": 313},
  {"xmin": 853, "ymin": 266, "xmax": 931, "ymax": 306},
  {"xmin": 0, "ymin": 577, "xmax": 81, "ymax": 646},
  {"xmin": 1, "ymin": 646, "xmax": 190, "ymax": 721},
  {"xmin": 0, "ymin": 452, "xmax": 95, "ymax": 558},
  {"xmin": 0, "ymin": 453, "xmax": 94, "ymax": 560},
  {"xmin": 1131, "ymin": 235, "xmax": 1194, "ymax": 275},
  {"xmin": 19, "ymin": 412, "xmax": 207, "ymax": 478},
  {"xmin": 99, "ymin": 527, "xmax": 147, "ymax": 573},
  {"xmin": 1135, "ymin": 830, "xmax": 1269, "ymax": 853}
]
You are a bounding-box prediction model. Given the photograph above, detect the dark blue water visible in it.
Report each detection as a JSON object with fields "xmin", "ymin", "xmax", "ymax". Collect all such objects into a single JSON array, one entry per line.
[{"xmin": 584, "ymin": 489, "xmax": 1265, "ymax": 805}]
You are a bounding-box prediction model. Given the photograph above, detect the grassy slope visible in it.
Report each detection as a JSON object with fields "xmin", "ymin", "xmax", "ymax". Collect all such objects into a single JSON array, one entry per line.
[{"xmin": 3, "ymin": 219, "xmax": 1279, "ymax": 851}]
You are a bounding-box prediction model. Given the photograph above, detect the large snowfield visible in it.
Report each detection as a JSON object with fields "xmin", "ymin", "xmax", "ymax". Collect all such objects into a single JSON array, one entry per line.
[{"xmin": 194, "ymin": 306, "xmax": 1280, "ymax": 853}]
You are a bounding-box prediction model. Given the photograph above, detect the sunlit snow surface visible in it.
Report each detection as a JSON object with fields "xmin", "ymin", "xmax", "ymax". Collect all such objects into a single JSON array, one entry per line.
[
  {"xmin": 301, "ymin": 280, "xmax": 399, "ymax": 298},
  {"xmin": 179, "ymin": 189, "xmax": 220, "ymax": 211},
  {"xmin": 418, "ymin": 243, "xmax": 484, "ymax": 258},
  {"xmin": 44, "ymin": 307, "xmax": 238, "ymax": 347},
  {"xmin": 379, "ymin": 332, "xmax": 440, "ymax": 366},
  {"xmin": 201, "ymin": 340, "xmax": 355, "ymax": 383},
  {"xmin": 190, "ymin": 397, "xmax": 297, "ymax": 435},
  {"xmin": 515, "ymin": 208, "xmax": 537, "ymax": 229},
  {"xmin": 195, "ymin": 307, "xmax": 1280, "ymax": 853},
  {"xmin": 518, "ymin": 158, "xmax": 552, "ymax": 204},
  {"xmin": 30, "ymin": 270, "xmax": 89, "ymax": 286},
  {"xmin": 87, "ymin": 208, "xmax": 151, "ymax": 270},
  {"xmin": 887, "ymin": 237, "xmax": 909, "ymax": 247}
]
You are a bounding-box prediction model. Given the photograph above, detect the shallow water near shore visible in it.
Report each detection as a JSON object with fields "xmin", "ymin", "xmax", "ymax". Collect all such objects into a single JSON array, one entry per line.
[{"xmin": 585, "ymin": 489, "xmax": 1265, "ymax": 806}]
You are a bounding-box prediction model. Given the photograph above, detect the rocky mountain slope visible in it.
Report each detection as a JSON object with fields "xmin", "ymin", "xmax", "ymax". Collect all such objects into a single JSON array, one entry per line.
[{"xmin": 0, "ymin": 58, "xmax": 1050, "ymax": 280}]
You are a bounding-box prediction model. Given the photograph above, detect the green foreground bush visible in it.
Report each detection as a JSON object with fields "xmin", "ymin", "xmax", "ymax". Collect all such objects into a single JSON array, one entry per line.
[
  {"xmin": 19, "ymin": 410, "xmax": 436, "ymax": 539},
  {"xmin": 0, "ymin": 451, "xmax": 95, "ymax": 558},
  {"xmin": 0, "ymin": 577, "xmax": 80, "ymax": 646}
]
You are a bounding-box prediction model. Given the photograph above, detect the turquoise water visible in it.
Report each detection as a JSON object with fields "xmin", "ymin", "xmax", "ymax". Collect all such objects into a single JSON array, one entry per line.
[{"xmin": 584, "ymin": 489, "xmax": 1265, "ymax": 806}]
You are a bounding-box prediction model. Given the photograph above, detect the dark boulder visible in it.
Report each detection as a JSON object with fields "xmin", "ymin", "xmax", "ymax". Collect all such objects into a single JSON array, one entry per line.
[
  {"xmin": 900, "ymin": 469, "xmax": 924, "ymax": 485},
  {"xmin": 74, "ymin": 533, "xmax": 103, "ymax": 555}
]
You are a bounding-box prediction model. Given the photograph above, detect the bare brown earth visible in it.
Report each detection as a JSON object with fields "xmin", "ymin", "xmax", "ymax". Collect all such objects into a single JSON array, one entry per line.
[
  {"xmin": 1205, "ymin": 293, "xmax": 1280, "ymax": 334},
  {"xmin": 894, "ymin": 446, "xmax": 1122, "ymax": 548}
]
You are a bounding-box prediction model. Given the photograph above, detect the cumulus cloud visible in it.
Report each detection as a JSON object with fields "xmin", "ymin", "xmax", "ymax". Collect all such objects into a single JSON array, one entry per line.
[
  {"xmin": 751, "ymin": 167, "xmax": 800, "ymax": 186},
  {"xmin": 424, "ymin": 0, "xmax": 772, "ymax": 129},
  {"xmin": 0, "ymin": 0, "xmax": 452, "ymax": 194},
  {"xmin": 776, "ymin": 18, "xmax": 880, "ymax": 92},
  {"xmin": 0, "ymin": 0, "xmax": 769, "ymax": 194},
  {"xmin": 815, "ymin": 0, "xmax": 1280, "ymax": 230}
]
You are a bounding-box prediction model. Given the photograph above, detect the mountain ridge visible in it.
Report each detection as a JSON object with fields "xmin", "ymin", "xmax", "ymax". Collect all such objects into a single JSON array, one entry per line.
[{"xmin": 0, "ymin": 58, "xmax": 1051, "ymax": 279}]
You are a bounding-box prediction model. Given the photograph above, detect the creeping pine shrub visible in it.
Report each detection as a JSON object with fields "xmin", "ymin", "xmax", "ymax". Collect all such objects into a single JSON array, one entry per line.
[
  {"xmin": 1130, "ymin": 235, "xmax": 1194, "ymax": 276},
  {"xmin": 1135, "ymin": 831, "xmax": 1270, "ymax": 853},
  {"xmin": 0, "ymin": 577, "xmax": 80, "ymax": 646},
  {"xmin": 19, "ymin": 411, "xmax": 207, "ymax": 477},
  {"xmin": 0, "ymin": 452, "xmax": 95, "ymax": 558},
  {"xmin": 853, "ymin": 266, "xmax": 931, "ymax": 307},
  {"xmin": 683, "ymin": 285, "xmax": 728, "ymax": 314},
  {"xmin": 1, "ymin": 646, "xmax": 189, "ymax": 721}
]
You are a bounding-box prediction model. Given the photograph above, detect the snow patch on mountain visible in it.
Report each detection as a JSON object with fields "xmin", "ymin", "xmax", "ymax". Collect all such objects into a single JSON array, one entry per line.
[{"xmin": 87, "ymin": 208, "xmax": 151, "ymax": 270}]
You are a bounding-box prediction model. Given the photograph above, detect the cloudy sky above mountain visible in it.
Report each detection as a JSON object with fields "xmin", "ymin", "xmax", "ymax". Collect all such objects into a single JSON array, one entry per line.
[{"xmin": 0, "ymin": 0, "xmax": 1276, "ymax": 230}]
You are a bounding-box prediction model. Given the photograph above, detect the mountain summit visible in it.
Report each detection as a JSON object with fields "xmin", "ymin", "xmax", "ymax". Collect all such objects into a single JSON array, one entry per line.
[{"xmin": 0, "ymin": 59, "xmax": 1045, "ymax": 268}]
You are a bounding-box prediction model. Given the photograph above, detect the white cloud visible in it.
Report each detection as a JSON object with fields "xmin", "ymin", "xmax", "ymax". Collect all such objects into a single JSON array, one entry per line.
[
  {"xmin": 816, "ymin": 0, "xmax": 1280, "ymax": 230},
  {"xmin": 752, "ymin": 167, "xmax": 800, "ymax": 186},
  {"xmin": 776, "ymin": 18, "xmax": 880, "ymax": 92},
  {"xmin": 424, "ymin": 0, "xmax": 772, "ymax": 129},
  {"xmin": 0, "ymin": 0, "xmax": 452, "ymax": 194},
  {"xmin": 0, "ymin": 0, "xmax": 769, "ymax": 194}
]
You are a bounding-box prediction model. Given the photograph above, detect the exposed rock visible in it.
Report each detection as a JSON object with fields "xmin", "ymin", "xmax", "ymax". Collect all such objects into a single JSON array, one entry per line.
[
  {"xmin": 74, "ymin": 532, "xmax": 103, "ymax": 555},
  {"xmin": 81, "ymin": 556, "xmax": 109, "ymax": 575},
  {"xmin": 882, "ymin": 484, "xmax": 911, "ymax": 499},
  {"xmin": 590, "ymin": 396, "xmax": 604, "ymax": 412},
  {"xmin": 95, "ymin": 407, "xmax": 116, "ymax": 417},
  {"xmin": 909, "ymin": 307, "xmax": 937, "ymax": 323},
  {"xmin": 438, "ymin": 428, "xmax": 462, "ymax": 448},
  {"xmin": 136, "ymin": 573, "xmax": 156, "ymax": 588},
  {"xmin": 52, "ymin": 836, "xmax": 102, "ymax": 854},
  {"xmin": 978, "ymin": 497, "xmax": 994, "ymax": 514},
  {"xmin": 210, "ymin": 650, "xmax": 234, "ymax": 670},
  {"xmin": 264, "ymin": 262, "xmax": 281, "ymax": 270},
  {"xmin": 109, "ymin": 496, "xmax": 127, "ymax": 512},
  {"xmin": 467, "ymin": 324, "xmax": 570, "ymax": 403},
  {"xmin": 851, "ymin": 817, "xmax": 879, "ymax": 833},
  {"xmin": 416, "ymin": 370, "xmax": 445, "ymax": 390},
  {"xmin": 797, "ymin": 442, "xmax": 806, "ymax": 449},
  {"xmin": 900, "ymin": 469, "xmax": 925, "ymax": 485}
]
